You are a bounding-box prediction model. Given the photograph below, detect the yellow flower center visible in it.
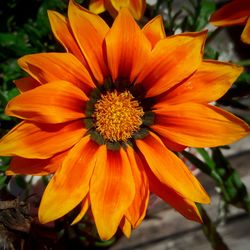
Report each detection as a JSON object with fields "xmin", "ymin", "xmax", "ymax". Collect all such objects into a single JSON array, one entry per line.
[{"xmin": 93, "ymin": 90, "xmax": 144, "ymax": 142}]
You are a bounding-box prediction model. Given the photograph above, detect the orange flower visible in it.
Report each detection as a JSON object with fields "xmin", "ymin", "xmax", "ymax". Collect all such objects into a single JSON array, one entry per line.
[
  {"xmin": 210, "ymin": 0, "xmax": 250, "ymax": 44},
  {"xmin": 0, "ymin": 0, "xmax": 249, "ymax": 240},
  {"xmin": 89, "ymin": 0, "xmax": 146, "ymax": 20}
]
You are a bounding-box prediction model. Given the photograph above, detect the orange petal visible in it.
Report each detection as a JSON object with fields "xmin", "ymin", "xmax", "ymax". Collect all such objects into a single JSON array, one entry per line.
[
  {"xmin": 14, "ymin": 77, "xmax": 40, "ymax": 92},
  {"xmin": 71, "ymin": 195, "xmax": 90, "ymax": 225},
  {"xmin": 105, "ymin": 0, "xmax": 146, "ymax": 20},
  {"xmin": 89, "ymin": 0, "xmax": 105, "ymax": 14},
  {"xmin": 47, "ymin": 10, "xmax": 88, "ymax": 66},
  {"xmin": 105, "ymin": 8, "xmax": 151, "ymax": 83},
  {"xmin": 103, "ymin": 0, "xmax": 123, "ymax": 18},
  {"xmin": 155, "ymin": 60, "xmax": 243, "ymax": 105},
  {"xmin": 90, "ymin": 147, "xmax": 135, "ymax": 240},
  {"xmin": 135, "ymin": 31, "xmax": 206, "ymax": 98},
  {"xmin": 146, "ymin": 166, "xmax": 202, "ymax": 223},
  {"xmin": 136, "ymin": 132, "xmax": 210, "ymax": 204},
  {"xmin": 126, "ymin": 147, "xmax": 149, "ymax": 228},
  {"xmin": 18, "ymin": 52, "xmax": 95, "ymax": 94},
  {"xmin": 241, "ymin": 16, "xmax": 250, "ymax": 44},
  {"xmin": 142, "ymin": 15, "xmax": 166, "ymax": 47},
  {"xmin": 152, "ymin": 103, "xmax": 250, "ymax": 148},
  {"xmin": 128, "ymin": 0, "xmax": 146, "ymax": 20},
  {"xmin": 0, "ymin": 120, "xmax": 86, "ymax": 159},
  {"xmin": 210, "ymin": 0, "xmax": 250, "ymax": 26},
  {"xmin": 160, "ymin": 137, "xmax": 186, "ymax": 152},
  {"xmin": 6, "ymin": 151, "xmax": 68, "ymax": 176},
  {"xmin": 68, "ymin": 0, "xmax": 109, "ymax": 84},
  {"xmin": 39, "ymin": 136, "xmax": 99, "ymax": 224},
  {"xmin": 119, "ymin": 217, "xmax": 131, "ymax": 238},
  {"xmin": 6, "ymin": 81, "xmax": 88, "ymax": 123}
]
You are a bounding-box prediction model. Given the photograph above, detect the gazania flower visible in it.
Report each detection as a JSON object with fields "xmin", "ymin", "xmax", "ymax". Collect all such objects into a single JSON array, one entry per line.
[
  {"xmin": 89, "ymin": 0, "xmax": 146, "ymax": 20},
  {"xmin": 210, "ymin": 0, "xmax": 250, "ymax": 44},
  {"xmin": 0, "ymin": 0, "xmax": 249, "ymax": 240}
]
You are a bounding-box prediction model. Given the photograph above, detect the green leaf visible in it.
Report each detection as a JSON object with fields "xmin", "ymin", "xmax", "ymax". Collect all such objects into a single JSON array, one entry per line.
[
  {"xmin": 211, "ymin": 148, "xmax": 250, "ymax": 213},
  {"xmin": 0, "ymin": 165, "xmax": 9, "ymax": 172},
  {"xmin": 0, "ymin": 175, "xmax": 7, "ymax": 184},
  {"xmin": 181, "ymin": 150, "xmax": 211, "ymax": 175},
  {"xmin": 0, "ymin": 175, "xmax": 7, "ymax": 189},
  {"xmin": 195, "ymin": 0, "xmax": 216, "ymax": 31},
  {"xmin": 0, "ymin": 32, "xmax": 34, "ymax": 58},
  {"xmin": 204, "ymin": 45, "xmax": 219, "ymax": 60},
  {"xmin": 95, "ymin": 238, "xmax": 116, "ymax": 247},
  {"xmin": 0, "ymin": 88, "xmax": 19, "ymax": 107},
  {"xmin": 197, "ymin": 204, "xmax": 229, "ymax": 250},
  {"xmin": 236, "ymin": 71, "xmax": 250, "ymax": 83},
  {"xmin": 0, "ymin": 157, "xmax": 9, "ymax": 172},
  {"xmin": 0, "ymin": 90, "xmax": 8, "ymax": 107},
  {"xmin": 196, "ymin": 148, "xmax": 215, "ymax": 169},
  {"xmin": 0, "ymin": 59, "xmax": 24, "ymax": 86},
  {"xmin": 184, "ymin": 148, "xmax": 250, "ymax": 213},
  {"xmin": 15, "ymin": 175, "xmax": 27, "ymax": 189},
  {"xmin": 36, "ymin": 5, "xmax": 51, "ymax": 37}
]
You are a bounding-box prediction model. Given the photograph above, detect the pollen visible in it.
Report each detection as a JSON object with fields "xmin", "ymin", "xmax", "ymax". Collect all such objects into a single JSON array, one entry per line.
[{"xmin": 93, "ymin": 90, "xmax": 144, "ymax": 142}]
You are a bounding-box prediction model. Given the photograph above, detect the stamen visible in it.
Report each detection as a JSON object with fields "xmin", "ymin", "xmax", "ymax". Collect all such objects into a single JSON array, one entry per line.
[{"xmin": 93, "ymin": 90, "xmax": 144, "ymax": 142}]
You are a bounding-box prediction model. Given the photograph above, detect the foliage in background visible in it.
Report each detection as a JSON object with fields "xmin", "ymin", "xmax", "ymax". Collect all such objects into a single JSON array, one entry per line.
[{"xmin": 0, "ymin": 0, "xmax": 249, "ymax": 249}]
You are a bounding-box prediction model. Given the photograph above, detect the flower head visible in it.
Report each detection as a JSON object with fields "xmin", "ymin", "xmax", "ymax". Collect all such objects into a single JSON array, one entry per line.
[
  {"xmin": 89, "ymin": 0, "xmax": 146, "ymax": 20},
  {"xmin": 0, "ymin": 0, "xmax": 249, "ymax": 240},
  {"xmin": 210, "ymin": 0, "xmax": 250, "ymax": 44}
]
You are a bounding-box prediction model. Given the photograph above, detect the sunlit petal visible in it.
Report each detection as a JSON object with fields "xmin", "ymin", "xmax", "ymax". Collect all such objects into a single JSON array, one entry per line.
[
  {"xmin": 153, "ymin": 103, "xmax": 250, "ymax": 147},
  {"xmin": 89, "ymin": 0, "xmax": 105, "ymax": 14},
  {"xmin": 210, "ymin": 0, "xmax": 250, "ymax": 26},
  {"xmin": 241, "ymin": 16, "xmax": 250, "ymax": 44},
  {"xmin": 119, "ymin": 217, "xmax": 131, "ymax": 238},
  {"xmin": 104, "ymin": 0, "xmax": 146, "ymax": 20},
  {"xmin": 71, "ymin": 195, "xmax": 90, "ymax": 225},
  {"xmin": 146, "ymin": 166, "xmax": 202, "ymax": 223},
  {"xmin": 18, "ymin": 53, "xmax": 95, "ymax": 93},
  {"xmin": 0, "ymin": 121, "xmax": 86, "ymax": 159},
  {"xmin": 126, "ymin": 147, "xmax": 149, "ymax": 228},
  {"xmin": 136, "ymin": 132, "xmax": 210, "ymax": 204},
  {"xmin": 68, "ymin": 0, "xmax": 109, "ymax": 83},
  {"xmin": 155, "ymin": 60, "xmax": 243, "ymax": 105},
  {"xmin": 6, "ymin": 81, "xmax": 88, "ymax": 123},
  {"xmin": 14, "ymin": 77, "xmax": 40, "ymax": 92},
  {"xmin": 39, "ymin": 136, "xmax": 99, "ymax": 223},
  {"xmin": 48, "ymin": 10, "xmax": 88, "ymax": 65},
  {"xmin": 142, "ymin": 15, "xmax": 166, "ymax": 47},
  {"xmin": 6, "ymin": 151, "xmax": 68, "ymax": 176},
  {"xmin": 135, "ymin": 31, "xmax": 206, "ymax": 97},
  {"xmin": 90, "ymin": 147, "xmax": 135, "ymax": 240},
  {"xmin": 105, "ymin": 8, "xmax": 151, "ymax": 83}
]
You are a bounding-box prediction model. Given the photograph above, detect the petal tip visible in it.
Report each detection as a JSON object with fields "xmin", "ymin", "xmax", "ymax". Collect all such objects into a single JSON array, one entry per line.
[
  {"xmin": 17, "ymin": 56, "xmax": 25, "ymax": 67},
  {"xmin": 117, "ymin": 7, "xmax": 134, "ymax": 19},
  {"xmin": 201, "ymin": 193, "xmax": 211, "ymax": 205},
  {"xmin": 89, "ymin": 0, "xmax": 105, "ymax": 14},
  {"xmin": 47, "ymin": 10, "xmax": 60, "ymax": 20},
  {"xmin": 38, "ymin": 209, "xmax": 49, "ymax": 225},
  {"xmin": 5, "ymin": 170, "xmax": 14, "ymax": 176},
  {"xmin": 47, "ymin": 9, "xmax": 53, "ymax": 15}
]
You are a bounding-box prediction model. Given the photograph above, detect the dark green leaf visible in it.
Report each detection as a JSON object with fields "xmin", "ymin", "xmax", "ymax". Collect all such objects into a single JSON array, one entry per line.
[
  {"xmin": 0, "ymin": 175, "xmax": 7, "ymax": 189},
  {"xmin": 196, "ymin": 148, "xmax": 215, "ymax": 169},
  {"xmin": 15, "ymin": 175, "xmax": 27, "ymax": 189},
  {"xmin": 195, "ymin": 0, "xmax": 216, "ymax": 31},
  {"xmin": 197, "ymin": 204, "xmax": 229, "ymax": 250},
  {"xmin": 181, "ymin": 150, "xmax": 211, "ymax": 175}
]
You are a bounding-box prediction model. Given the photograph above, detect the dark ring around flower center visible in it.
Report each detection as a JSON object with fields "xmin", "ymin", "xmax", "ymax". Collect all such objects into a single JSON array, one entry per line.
[{"xmin": 84, "ymin": 78, "xmax": 155, "ymax": 150}]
